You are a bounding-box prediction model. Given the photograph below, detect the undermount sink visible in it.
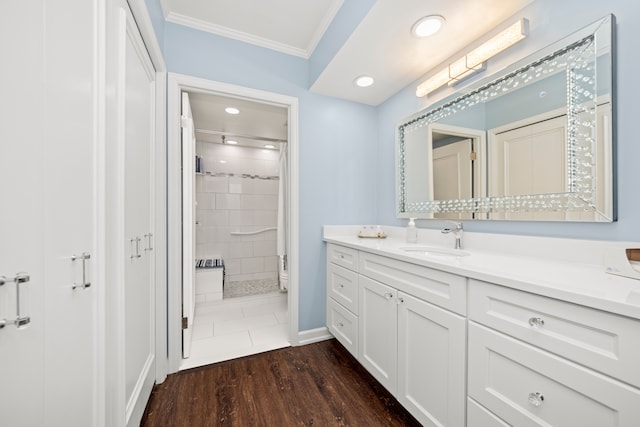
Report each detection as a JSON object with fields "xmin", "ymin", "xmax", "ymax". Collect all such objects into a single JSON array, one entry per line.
[{"xmin": 399, "ymin": 246, "xmax": 470, "ymax": 257}]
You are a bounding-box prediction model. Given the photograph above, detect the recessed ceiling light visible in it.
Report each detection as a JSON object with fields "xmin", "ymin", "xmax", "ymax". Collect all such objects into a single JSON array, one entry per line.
[
  {"xmin": 264, "ymin": 144, "xmax": 276, "ymax": 149},
  {"xmin": 219, "ymin": 160, "xmax": 227, "ymax": 164},
  {"xmin": 412, "ymin": 15, "xmax": 445, "ymax": 38},
  {"xmin": 226, "ymin": 139, "xmax": 238, "ymax": 145},
  {"xmin": 354, "ymin": 75, "xmax": 374, "ymax": 88},
  {"xmin": 225, "ymin": 107, "xmax": 240, "ymax": 115}
]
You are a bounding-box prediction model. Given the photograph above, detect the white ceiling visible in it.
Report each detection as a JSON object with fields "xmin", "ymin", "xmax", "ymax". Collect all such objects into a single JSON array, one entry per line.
[
  {"xmin": 311, "ymin": 0, "xmax": 534, "ymax": 105},
  {"xmin": 162, "ymin": 0, "xmax": 344, "ymax": 58},
  {"xmin": 162, "ymin": 0, "xmax": 534, "ymax": 106}
]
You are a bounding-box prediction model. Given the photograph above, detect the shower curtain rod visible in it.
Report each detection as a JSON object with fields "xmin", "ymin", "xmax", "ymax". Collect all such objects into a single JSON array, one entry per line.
[{"xmin": 195, "ymin": 128, "xmax": 287, "ymax": 144}]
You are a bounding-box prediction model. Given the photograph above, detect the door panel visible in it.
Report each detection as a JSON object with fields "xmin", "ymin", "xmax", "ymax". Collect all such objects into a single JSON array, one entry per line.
[
  {"xmin": 397, "ymin": 293, "xmax": 466, "ymax": 426},
  {"xmin": 0, "ymin": 5, "xmax": 46, "ymax": 426},
  {"xmin": 358, "ymin": 275, "xmax": 397, "ymax": 394},
  {"xmin": 111, "ymin": 1, "xmax": 157, "ymax": 424},
  {"xmin": 43, "ymin": 0, "xmax": 97, "ymax": 422},
  {"xmin": 181, "ymin": 91, "xmax": 196, "ymax": 358},
  {"xmin": 433, "ymin": 139, "xmax": 473, "ymax": 220},
  {"xmin": 490, "ymin": 116, "xmax": 566, "ymax": 220}
]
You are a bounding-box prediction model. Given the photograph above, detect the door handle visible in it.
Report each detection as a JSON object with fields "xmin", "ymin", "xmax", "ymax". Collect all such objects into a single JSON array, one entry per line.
[
  {"xmin": 144, "ymin": 233, "xmax": 153, "ymax": 252},
  {"xmin": 130, "ymin": 237, "xmax": 142, "ymax": 259},
  {"xmin": 0, "ymin": 272, "xmax": 31, "ymax": 329},
  {"xmin": 71, "ymin": 253, "xmax": 91, "ymax": 290}
]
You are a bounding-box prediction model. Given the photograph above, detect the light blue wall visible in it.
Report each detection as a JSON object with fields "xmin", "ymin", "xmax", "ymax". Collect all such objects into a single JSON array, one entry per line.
[
  {"xmin": 163, "ymin": 22, "xmax": 378, "ymax": 331},
  {"xmin": 377, "ymin": 0, "xmax": 640, "ymax": 241}
]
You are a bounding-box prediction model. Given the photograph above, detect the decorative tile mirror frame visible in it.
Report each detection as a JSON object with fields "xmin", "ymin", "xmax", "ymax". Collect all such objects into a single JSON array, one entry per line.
[{"xmin": 397, "ymin": 15, "xmax": 614, "ymax": 222}]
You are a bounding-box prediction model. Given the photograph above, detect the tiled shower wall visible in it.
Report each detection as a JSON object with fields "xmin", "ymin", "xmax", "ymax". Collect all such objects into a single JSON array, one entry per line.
[{"xmin": 195, "ymin": 142, "xmax": 280, "ymax": 284}]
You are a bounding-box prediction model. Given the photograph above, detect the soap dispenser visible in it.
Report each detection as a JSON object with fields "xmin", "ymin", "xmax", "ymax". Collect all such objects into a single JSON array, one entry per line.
[{"xmin": 406, "ymin": 218, "xmax": 418, "ymax": 243}]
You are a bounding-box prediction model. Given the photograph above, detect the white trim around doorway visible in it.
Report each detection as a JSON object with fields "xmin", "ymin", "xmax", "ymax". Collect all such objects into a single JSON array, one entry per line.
[{"xmin": 165, "ymin": 73, "xmax": 300, "ymax": 374}]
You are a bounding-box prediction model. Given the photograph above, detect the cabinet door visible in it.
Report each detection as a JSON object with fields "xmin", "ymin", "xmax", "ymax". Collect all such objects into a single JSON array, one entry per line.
[
  {"xmin": 123, "ymin": 7, "xmax": 156, "ymax": 427},
  {"xmin": 107, "ymin": 1, "xmax": 156, "ymax": 425},
  {"xmin": 358, "ymin": 275, "xmax": 397, "ymax": 394},
  {"xmin": 397, "ymin": 292, "xmax": 466, "ymax": 427},
  {"xmin": 0, "ymin": 1, "xmax": 97, "ymax": 425}
]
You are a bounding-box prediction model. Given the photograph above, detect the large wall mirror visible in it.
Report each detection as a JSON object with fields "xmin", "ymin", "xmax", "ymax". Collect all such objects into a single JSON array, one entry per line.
[{"xmin": 397, "ymin": 15, "xmax": 614, "ymax": 222}]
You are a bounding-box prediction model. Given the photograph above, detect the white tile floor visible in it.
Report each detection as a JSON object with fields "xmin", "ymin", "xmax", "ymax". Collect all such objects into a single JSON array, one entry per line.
[{"xmin": 179, "ymin": 291, "xmax": 289, "ymax": 370}]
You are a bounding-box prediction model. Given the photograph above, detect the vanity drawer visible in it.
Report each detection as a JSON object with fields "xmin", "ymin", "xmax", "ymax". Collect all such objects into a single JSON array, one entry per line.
[
  {"xmin": 468, "ymin": 322, "xmax": 640, "ymax": 427},
  {"xmin": 467, "ymin": 398, "xmax": 509, "ymax": 427},
  {"xmin": 469, "ymin": 279, "xmax": 640, "ymax": 388},
  {"xmin": 327, "ymin": 298, "xmax": 358, "ymax": 358},
  {"xmin": 327, "ymin": 262, "xmax": 358, "ymax": 314},
  {"xmin": 327, "ymin": 243, "xmax": 359, "ymax": 271},
  {"xmin": 359, "ymin": 251, "xmax": 466, "ymax": 315}
]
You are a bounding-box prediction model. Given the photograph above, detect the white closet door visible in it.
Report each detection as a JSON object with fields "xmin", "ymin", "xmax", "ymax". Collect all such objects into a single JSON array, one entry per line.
[
  {"xmin": 0, "ymin": 4, "xmax": 46, "ymax": 425},
  {"xmin": 123, "ymin": 9, "xmax": 156, "ymax": 427},
  {"xmin": 0, "ymin": 1, "xmax": 97, "ymax": 425},
  {"xmin": 107, "ymin": 0, "xmax": 157, "ymax": 425}
]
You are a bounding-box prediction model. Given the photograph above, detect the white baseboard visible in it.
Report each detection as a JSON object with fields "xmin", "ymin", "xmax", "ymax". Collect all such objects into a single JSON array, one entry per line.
[{"xmin": 295, "ymin": 327, "xmax": 332, "ymax": 346}]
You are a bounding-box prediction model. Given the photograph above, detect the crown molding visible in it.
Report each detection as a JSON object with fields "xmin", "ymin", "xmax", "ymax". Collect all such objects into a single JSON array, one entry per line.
[{"xmin": 165, "ymin": 11, "xmax": 310, "ymax": 58}]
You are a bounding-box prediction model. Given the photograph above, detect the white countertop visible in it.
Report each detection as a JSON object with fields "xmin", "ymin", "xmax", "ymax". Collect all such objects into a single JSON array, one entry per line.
[{"xmin": 324, "ymin": 226, "xmax": 640, "ymax": 320}]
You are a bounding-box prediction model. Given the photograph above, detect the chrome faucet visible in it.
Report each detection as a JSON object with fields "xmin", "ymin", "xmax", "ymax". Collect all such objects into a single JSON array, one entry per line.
[{"xmin": 441, "ymin": 221, "xmax": 463, "ymax": 250}]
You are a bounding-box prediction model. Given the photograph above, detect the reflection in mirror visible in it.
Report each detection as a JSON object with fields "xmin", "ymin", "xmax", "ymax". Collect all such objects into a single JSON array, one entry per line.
[{"xmin": 397, "ymin": 15, "xmax": 614, "ymax": 222}]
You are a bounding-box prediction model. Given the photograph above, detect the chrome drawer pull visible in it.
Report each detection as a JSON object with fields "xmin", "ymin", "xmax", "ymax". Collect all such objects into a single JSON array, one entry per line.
[
  {"xmin": 338, "ymin": 283, "xmax": 345, "ymax": 289},
  {"xmin": 338, "ymin": 322, "xmax": 344, "ymax": 328},
  {"xmin": 528, "ymin": 392, "xmax": 544, "ymax": 407},
  {"xmin": 528, "ymin": 317, "xmax": 545, "ymax": 328},
  {"xmin": 384, "ymin": 292, "xmax": 394, "ymax": 300}
]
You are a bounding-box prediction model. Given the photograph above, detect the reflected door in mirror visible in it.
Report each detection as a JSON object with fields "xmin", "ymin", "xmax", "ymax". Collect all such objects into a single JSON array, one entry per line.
[
  {"xmin": 489, "ymin": 115, "xmax": 567, "ymax": 220},
  {"xmin": 433, "ymin": 139, "xmax": 473, "ymax": 220}
]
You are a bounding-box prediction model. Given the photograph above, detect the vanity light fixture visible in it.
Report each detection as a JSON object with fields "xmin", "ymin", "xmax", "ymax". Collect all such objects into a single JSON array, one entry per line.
[
  {"xmin": 416, "ymin": 18, "xmax": 529, "ymax": 97},
  {"xmin": 225, "ymin": 107, "xmax": 240, "ymax": 115},
  {"xmin": 411, "ymin": 15, "xmax": 445, "ymax": 38},
  {"xmin": 354, "ymin": 75, "xmax": 374, "ymax": 87}
]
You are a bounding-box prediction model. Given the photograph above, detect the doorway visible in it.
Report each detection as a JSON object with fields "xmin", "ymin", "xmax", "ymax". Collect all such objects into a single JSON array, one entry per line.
[
  {"xmin": 167, "ymin": 74, "xmax": 299, "ymax": 373},
  {"xmin": 181, "ymin": 90, "xmax": 289, "ymax": 369}
]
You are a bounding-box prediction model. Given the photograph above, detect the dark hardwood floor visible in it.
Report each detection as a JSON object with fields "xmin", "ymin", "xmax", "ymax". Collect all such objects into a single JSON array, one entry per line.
[{"xmin": 141, "ymin": 339, "xmax": 421, "ymax": 426}]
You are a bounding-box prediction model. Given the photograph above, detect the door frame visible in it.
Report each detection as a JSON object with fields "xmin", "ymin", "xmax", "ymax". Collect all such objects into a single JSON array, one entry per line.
[{"xmin": 166, "ymin": 73, "xmax": 300, "ymax": 373}]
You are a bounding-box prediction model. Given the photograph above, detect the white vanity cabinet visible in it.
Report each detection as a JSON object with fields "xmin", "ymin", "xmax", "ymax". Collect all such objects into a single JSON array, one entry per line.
[
  {"xmin": 326, "ymin": 236, "xmax": 640, "ymax": 427},
  {"xmin": 358, "ymin": 252, "xmax": 467, "ymax": 427},
  {"xmin": 468, "ymin": 279, "xmax": 640, "ymax": 427},
  {"xmin": 327, "ymin": 245, "xmax": 467, "ymax": 427}
]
